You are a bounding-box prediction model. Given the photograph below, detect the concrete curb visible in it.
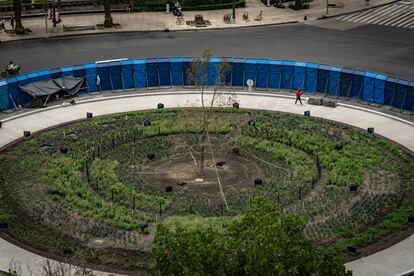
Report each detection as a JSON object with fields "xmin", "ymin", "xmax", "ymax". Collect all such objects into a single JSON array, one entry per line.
[{"xmin": 0, "ymin": 20, "xmax": 299, "ymax": 44}]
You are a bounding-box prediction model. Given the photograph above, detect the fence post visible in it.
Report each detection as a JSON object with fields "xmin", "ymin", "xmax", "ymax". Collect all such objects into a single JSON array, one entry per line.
[
  {"xmin": 323, "ymin": 77, "xmax": 329, "ymax": 96},
  {"xmin": 109, "ymin": 73, "xmax": 114, "ymax": 91},
  {"xmin": 346, "ymin": 80, "xmax": 353, "ymax": 99}
]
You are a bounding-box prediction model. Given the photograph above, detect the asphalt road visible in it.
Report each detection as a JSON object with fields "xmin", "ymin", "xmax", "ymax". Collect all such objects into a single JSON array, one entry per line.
[{"xmin": 1, "ymin": 21, "xmax": 414, "ymax": 79}]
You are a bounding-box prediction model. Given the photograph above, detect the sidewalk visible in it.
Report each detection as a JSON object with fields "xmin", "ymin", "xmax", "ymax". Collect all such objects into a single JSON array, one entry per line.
[{"xmin": 0, "ymin": 0, "xmax": 396, "ymax": 42}]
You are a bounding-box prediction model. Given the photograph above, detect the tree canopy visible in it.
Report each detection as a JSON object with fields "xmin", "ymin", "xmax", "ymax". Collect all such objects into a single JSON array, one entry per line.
[{"xmin": 153, "ymin": 197, "xmax": 348, "ymax": 275}]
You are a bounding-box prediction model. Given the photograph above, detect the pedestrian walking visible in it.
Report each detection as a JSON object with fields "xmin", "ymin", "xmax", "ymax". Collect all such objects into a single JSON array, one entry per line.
[
  {"xmin": 295, "ymin": 88, "xmax": 303, "ymax": 105},
  {"xmin": 0, "ymin": 17, "xmax": 5, "ymax": 31},
  {"xmin": 10, "ymin": 14, "xmax": 15, "ymax": 30}
]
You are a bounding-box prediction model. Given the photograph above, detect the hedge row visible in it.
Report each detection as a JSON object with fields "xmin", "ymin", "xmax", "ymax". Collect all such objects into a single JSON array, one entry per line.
[{"xmin": 119, "ymin": 0, "xmax": 246, "ymax": 11}]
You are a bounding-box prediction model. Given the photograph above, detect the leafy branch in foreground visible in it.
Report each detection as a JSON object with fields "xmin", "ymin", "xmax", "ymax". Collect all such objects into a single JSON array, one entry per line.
[{"xmin": 153, "ymin": 197, "xmax": 349, "ymax": 276}]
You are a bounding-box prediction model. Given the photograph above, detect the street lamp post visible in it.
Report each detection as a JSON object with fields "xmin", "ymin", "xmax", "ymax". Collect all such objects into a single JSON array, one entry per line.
[
  {"xmin": 43, "ymin": 1, "xmax": 48, "ymax": 33},
  {"xmin": 326, "ymin": 0, "xmax": 328, "ymax": 15},
  {"xmin": 232, "ymin": 0, "xmax": 236, "ymax": 23},
  {"xmin": 52, "ymin": 0, "xmax": 58, "ymax": 29}
]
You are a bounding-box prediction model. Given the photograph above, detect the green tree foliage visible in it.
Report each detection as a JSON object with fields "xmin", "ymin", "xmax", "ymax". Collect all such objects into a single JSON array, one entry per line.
[{"xmin": 153, "ymin": 197, "xmax": 348, "ymax": 275}]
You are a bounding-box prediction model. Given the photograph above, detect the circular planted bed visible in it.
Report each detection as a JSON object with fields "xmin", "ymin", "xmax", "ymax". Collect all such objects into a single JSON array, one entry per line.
[{"xmin": 0, "ymin": 108, "xmax": 413, "ymax": 271}]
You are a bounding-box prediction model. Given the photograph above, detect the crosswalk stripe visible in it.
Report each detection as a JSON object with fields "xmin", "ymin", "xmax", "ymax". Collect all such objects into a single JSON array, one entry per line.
[
  {"xmin": 335, "ymin": 0, "xmax": 414, "ymax": 29},
  {"xmin": 351, "ymin": 8, "xmax": 388, "ymax": 22},
  {"xmin": 363, "ymin": 5, "xmax": 402, "ymax": 23},
  {"xmin": 390, "ymin": 9, "xmax": 414, "ymax": 26},
  {"xmin": 369, "ymin": 5, "xmax": 407, "ymax": 24},
  {"xmin": 340, "ymin": 10, "xmax": 378, "ymax": 22},
  {"xmin": 382, "ymin": 8, "xmax": 414, "ymax": 26},
  {"xmin": 378, "ymin": 6, "xmax": 414, "ymax": 25},
  {"xmin": 399, "ymin": 16, "xmax": 414, "ymax": 27},
  {"xmin": 336, "ymin": 9, "xmax": 369, "ymax": 20}
]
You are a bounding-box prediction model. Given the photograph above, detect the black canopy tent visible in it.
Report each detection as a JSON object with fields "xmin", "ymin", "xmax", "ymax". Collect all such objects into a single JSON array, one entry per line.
[{"xmin": 19, "ymin": 76, "xmax": 85, "ymax": 107}]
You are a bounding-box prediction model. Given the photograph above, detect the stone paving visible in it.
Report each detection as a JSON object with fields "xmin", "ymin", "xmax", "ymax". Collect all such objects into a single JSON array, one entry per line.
[
  {"xmin": 0, "ymin": 90, "xmax": 413, "ymax": 275},
  {"xmin": 0, "ymin": 0, "xmax": 396, "ymax": 42}
]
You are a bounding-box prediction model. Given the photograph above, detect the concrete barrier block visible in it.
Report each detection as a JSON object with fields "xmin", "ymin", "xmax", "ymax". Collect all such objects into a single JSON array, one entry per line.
[
  {"xmin": 323, "ymin": 99, "xmax": 337, "ymax": 108},
  {"xmin": 308, "ymin": 97, "xmax": 323, "ymax": 106}
]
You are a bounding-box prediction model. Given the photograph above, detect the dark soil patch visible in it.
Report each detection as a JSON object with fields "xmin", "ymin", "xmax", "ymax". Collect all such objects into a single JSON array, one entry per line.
[{"xmin": 143, "ymin": 153, "xmax": 260, "ymax": 192}]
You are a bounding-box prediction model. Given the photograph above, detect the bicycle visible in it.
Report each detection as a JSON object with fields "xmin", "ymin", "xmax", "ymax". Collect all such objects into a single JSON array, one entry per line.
[
  {"xmin": 254, "ymin": 11, "xmax": 263, "ymax": 21},
  {"xmin": 223, "ymin": 13, "xmax": 232, "ymax": 24},
  {"xmin": 176, "ymin": 16, "xmax": 184, "ymax": 25},
  {"xmin": 242, "ymin": 12, "xmax": 250, "ymax": 22}
]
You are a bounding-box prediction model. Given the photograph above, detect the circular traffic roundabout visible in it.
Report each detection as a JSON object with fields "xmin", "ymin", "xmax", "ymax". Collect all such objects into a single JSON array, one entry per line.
[{"xmin": 0, "ymin": 57, "xmax": 413, "ymax": 275}]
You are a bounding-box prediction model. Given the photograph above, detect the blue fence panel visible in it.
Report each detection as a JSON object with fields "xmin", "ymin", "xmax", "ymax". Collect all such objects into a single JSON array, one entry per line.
[
  {"xmin": 84, "ymin": 63, "xmax": 98, "ymax": 92},
  {"xmin": 120, "ymin": 60, "xmax": 134, "ymax": 90},
  {"xmin": 281, "ymin": 61, "xmax": 294, "ymax": 89},
  {"xmin": 97, "ymin": 62, "xmax": 123, "ymax": 91},
  {"xmin": 384, "ymin": 77, "xmax": 398, "ymax": 106},
  {"xmin": 73, "ymin": 65, "xmax": 87, "ymax": 91},
  {"xmin": 223, "ymin": 57, "xmax": 232, "ymax": 86},
  {"xmin": 17, "ymin": 74, "xmax": 36, "ymax": 105},
  {"xmin": 269, "ymin": 60, "xmax": 282, "ymax": 89},
  {"xmin": 339, "ymin": 68, "xmax": 353, "ymax": 97},
  {"xmin": 133, "ymin": 59, "xmax": 146, "ymax": 88},
  {"xmin": 304, "ymin": 62, "xmax": 318, "ymax": 92},
  {"xmin": 158, "ymin": 58, "xmax": 172, "ymax": 87},
  {"xmin": 394, "ymin": 79, "xmax": 409, "ymax": 109},
  {"xmin": 7, "ymin": 76, "xmax": 32, "ymax": 107},
  {"xmin": 49, "ymin": 68, "xmax": 62, "ymax": 79},
  {"xmin": 171, "ymin": 57, "xmax": 183, "ymax": 86},
  {"xmin": 6, "ymin": 77, "xmax": 19, "ymax": 108},
  {"xmin": 327, "ymin": 66, "xmax": 341, "ymax": 96},
  {"xmin": 317, "ymin": 65, "xmax": 330, "ymax": 93},
  {"xmin": 0, "ymin": 80, "xmax": 9, "ymax": 110},
  {"xmin": 232, "ymin": 58, "xmax": 245, "ymax": 87},
  {"xmin": 61, "ymin": 66, "xmax": 74, "ymax": 77},
  {"xmin": 97, "ymin": 63, "xmax": 113, "ymax": 91},
  {"xmin": 351, "ymin": 70, "xmax": 365, "ymax": 98},
  {"xmin": 73, "ymin": 65, "xmax": 86, "ymax": 78},
  {"xmin": 363, "ymin": 72, "xmax": 376, "ymax": 102},
  {"xmin": 293, "ymin": 62, "xmax": 306, "ymax": 90},
  {"xmin": 405, "ymin": 81, "xmax": 414, "ymax": 111},
  {"xmin": 108, "ymin": 62, "xmax": 123, "ymax": 90},
  {"xmin": 145, "ymin": 58, "xmax": 159, "ymax": 88},
  {"xmin": 26, "ymin": 70, "xmax": 51, "ymax": 83},
  {"xmin": 208, "ymin": 57, "xmax": 220, "ymax": 86},
  {"xmin": 183, "ymin": 57, "xmax": 193, "ymax": 85},
  {"xmin": 372, "ymin": 74, "xmax": 386, "ymax": 104},
  {"xmin": 3, "ymin": 57, "xmax": 414, "ymax": 113},
  {"xmin": 245, "ymin": 58, "xmax": 257, "ymax": 87},
  {"xmin": 256, "ymin": 59, "xmax": 270, "ymax": 88}
]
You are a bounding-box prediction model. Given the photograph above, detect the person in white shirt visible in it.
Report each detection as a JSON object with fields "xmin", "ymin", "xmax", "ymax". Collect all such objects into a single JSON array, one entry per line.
[{"xmin": 7, "ymin": 61, "xmax": 15, "ymax": 71}]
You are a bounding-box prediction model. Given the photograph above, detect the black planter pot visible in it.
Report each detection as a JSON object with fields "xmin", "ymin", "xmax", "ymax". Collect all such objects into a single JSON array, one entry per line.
[
  {"xmin": 144, "ymin": 120, "xmax": 151, "ymax": 127},
  {"xmin": 23, "ymin": 130, "xmax": 31, "ymax": 139},
  {"xmin": 254, "ymin": 178, "xmax": 262, "ymax": 186},
  {"xmin": 349, "ymin": 185, "xmax": 358, "ymax": 192}
]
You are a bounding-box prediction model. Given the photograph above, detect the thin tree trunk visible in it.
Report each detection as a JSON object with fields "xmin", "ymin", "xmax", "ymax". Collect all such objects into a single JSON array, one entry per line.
[
  {"xmin": 13, "ymin": 0, "xmax": 25, "ymax": 34},
  {"xmin": 103, "ymin": 0, "xmax": 113, "ymax": 28},
  {"xmin": 199, "ymin": 85, "xmax": 207, "ymax": 176}
]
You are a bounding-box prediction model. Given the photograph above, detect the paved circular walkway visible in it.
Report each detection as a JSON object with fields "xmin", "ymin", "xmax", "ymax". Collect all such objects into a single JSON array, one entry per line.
[{"xmin": 0, "ymin": 90, "xmax": 413, "ymax": 275}]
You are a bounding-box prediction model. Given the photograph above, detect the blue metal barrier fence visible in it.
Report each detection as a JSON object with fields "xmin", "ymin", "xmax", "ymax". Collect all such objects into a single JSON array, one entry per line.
[{"xmin": 0, "ymin": 57, "xmax": 413, "ymax": 112}]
